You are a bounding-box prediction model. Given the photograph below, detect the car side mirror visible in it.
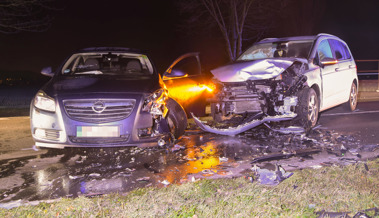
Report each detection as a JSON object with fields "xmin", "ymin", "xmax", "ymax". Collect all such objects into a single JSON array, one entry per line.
[
  {"xmin": 41, "ymin": 67, "xmax": 54, "ymax": 77},
  {"xmin": 163, "ymin": 69, "xmax": 188, "ymax": 79},
  {"xmin": 320, "ymin": 58, "xmax": 338, "ymax": 66}
]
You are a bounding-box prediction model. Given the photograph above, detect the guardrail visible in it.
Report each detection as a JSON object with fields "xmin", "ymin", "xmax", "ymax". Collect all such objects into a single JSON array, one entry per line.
[
  {"xmin": 355, "ymin": 59, "xmax": 379, "ymax": 92},
  {"xmin": 355, "ymin": 59, "xmax": 379, "ymax": 76}
]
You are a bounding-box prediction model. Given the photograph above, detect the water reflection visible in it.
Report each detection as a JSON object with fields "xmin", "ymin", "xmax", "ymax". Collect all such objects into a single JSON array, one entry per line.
[{"xmin": 1, "ymin": 133, "xmax": 264, "ymax": 203}]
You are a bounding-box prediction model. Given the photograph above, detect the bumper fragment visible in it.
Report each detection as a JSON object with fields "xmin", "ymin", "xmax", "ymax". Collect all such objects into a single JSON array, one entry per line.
[{"xmin": 191, "ymin": 112, "xmax": 297, "ymax": 136}]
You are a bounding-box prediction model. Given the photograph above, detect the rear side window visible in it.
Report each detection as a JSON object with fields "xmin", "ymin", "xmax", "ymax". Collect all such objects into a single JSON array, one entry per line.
[
  {"xmin": 328, "ymin": 39, "xmax": 351, "ymax": 60},
  {"xmin": 317, "ymin": 40, "xmax": 333, "ymax": 61}
]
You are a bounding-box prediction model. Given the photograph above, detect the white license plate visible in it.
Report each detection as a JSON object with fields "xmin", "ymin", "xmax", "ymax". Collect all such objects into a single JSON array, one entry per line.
[{"xmin": 77, "ymin": 126, "xmax": 119, "ymax": 137}]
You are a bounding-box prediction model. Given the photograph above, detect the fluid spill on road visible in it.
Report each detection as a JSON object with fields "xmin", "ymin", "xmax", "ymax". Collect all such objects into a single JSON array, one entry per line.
[{"xmin": 0, "ymin": 126, "xmax": 378, "ymax": 207}]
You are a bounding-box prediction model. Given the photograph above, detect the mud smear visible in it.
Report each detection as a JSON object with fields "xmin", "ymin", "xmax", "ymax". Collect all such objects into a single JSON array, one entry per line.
[{"xmin": 0, "ymin": 126, "xmax": 378, "ymax": 206}]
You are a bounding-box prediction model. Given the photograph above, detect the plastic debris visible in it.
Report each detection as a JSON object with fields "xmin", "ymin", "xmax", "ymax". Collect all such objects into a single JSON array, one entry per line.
[
  {"xmin": 219, "ymin": 157, "xmax": 228, "ymax": 162},
  {"xmin": 253, "ymin": 164, "xmax": 293, "ymax": 185},
  {"xmin": 264, "ymin": 123, "xmax": 305, "ymax": 134},
  {"xmin": 136, "ymin": 177, "xmax": 150, "ymax": 182},
  {"xmin": 160, "ymin": 180, "xmax": 170, "ymax": 186},
  {"xmin": 171, "ymin": 144, "xmax": 185, "ymax": 152},
  {"xmin": 251, "ymin": 148, "xmax": 321, "ymax": 163},
  {"xmin": 191, "ymin": 112, "xmax": 296, "ymax": 136}
]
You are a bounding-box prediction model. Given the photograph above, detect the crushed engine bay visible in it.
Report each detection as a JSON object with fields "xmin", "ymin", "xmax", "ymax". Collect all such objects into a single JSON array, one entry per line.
[{"xmin": 193, "ymin": 60, "xmax": 309, "ymax": 135}]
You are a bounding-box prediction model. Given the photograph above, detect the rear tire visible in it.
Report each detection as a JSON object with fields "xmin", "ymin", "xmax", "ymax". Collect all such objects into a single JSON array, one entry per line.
[
  {"xmin": 344, "ymin": 82, "xmax": 358, "ymax": 111},
  {"xmin": 166, "ymin": 98, "xmax": 187, "ymax": 138},
  {"xmin": 296, "ymin": 87, "xmax": 319, "ymax": 130}
]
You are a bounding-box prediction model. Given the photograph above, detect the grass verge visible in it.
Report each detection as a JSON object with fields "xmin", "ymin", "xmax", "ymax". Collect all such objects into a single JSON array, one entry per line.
[{"xmin": 1, "ymin": 159, "xmax": 378, "ymax": 217}]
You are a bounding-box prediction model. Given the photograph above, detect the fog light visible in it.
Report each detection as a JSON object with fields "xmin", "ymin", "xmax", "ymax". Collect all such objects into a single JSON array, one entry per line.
[{"xmin": 34, "ymin": 128, "xmax": 45, "ymax": 138}]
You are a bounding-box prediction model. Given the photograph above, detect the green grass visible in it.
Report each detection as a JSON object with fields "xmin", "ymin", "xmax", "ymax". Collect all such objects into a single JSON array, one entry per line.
[{"xmin": 1, "ymin": 159, "xmax": 378, "ymax": 217}]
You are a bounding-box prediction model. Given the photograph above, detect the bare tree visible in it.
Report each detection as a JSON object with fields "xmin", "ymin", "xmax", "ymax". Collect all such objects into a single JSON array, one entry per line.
[
  {"xmin": 0, "ymin": 0, "xmax": 60, "ymax": 34},
  {"xmin": 178, "ymin": 0, "xmax": 277, "ymax": 61}
]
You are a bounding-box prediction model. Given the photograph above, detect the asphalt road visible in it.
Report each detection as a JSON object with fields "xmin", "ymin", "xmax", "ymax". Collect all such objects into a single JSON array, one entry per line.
[
  {"xmin": 0, "ymin": 101, "xmax": 378, "ymax": 207},
  {"xmin": 319, "ymin": 101, "xmax": 379, "ymax": 144}
]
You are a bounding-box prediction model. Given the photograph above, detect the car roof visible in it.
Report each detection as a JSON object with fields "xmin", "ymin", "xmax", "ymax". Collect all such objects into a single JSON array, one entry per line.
[
  {"xmin": 258, "ymin": 33, "xmax": 339, "ymax": 44},
  {"xmin": 75, "ymin": 47, "xmax": 147, "ymax": 55}
]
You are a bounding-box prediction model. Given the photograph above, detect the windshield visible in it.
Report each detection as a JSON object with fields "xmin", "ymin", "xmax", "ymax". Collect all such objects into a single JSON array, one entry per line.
[
  {"xmin": 61, "ymin": 52, "xmax": 154, "ymax": 77},
  {"xmin": 238, "ymin": 40, "xmax": 314, "ymax": 61}
]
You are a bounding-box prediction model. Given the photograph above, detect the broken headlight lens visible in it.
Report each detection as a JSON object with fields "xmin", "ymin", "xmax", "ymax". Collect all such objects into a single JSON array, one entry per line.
[
  {"xmin": 34, "ymin": 91, "xmax": 56, "ymax": 112},
  {"xmin": 143, "ymin": 88, "xmax": 168, "ymax": 116}
]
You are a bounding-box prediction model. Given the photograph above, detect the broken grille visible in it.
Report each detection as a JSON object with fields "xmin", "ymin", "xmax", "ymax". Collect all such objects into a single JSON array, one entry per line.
[{"xmin": 63, "ymin": 99, "xmax": 136, "ymax": 123}]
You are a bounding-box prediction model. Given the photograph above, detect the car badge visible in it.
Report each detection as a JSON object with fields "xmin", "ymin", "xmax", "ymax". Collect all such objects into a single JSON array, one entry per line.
[{"xmin": 92, "ymin": 101, "xmax": 106, "ymax": 113}]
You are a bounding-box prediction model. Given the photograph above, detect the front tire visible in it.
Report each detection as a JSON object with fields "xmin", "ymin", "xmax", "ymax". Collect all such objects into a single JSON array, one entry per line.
[
  {"xmin": 344, "ymin": 82, "xmax": 358, "ymax": 111},
  {"xmin": 296, "ymin": 87, "xmax": 319, "ymax": 129},
  {"xmin": 166, "ymin": 98, "xmax": 187, "ymax": 138}
]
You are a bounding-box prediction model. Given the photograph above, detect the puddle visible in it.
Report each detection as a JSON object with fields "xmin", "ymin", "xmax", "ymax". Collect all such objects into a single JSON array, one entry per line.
[{"xmin": 0, "ymin": 126, "xmax": 378, "ymax": 205}]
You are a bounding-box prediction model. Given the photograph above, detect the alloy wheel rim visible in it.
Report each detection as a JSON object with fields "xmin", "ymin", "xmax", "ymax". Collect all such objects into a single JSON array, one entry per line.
[
  {"xmin": 350, "ymin": 84, "xmax": 357, "ymax": 108},
  {"xmin": 308, "ymin": 94, "xmax": 317, "ymax": 123}
]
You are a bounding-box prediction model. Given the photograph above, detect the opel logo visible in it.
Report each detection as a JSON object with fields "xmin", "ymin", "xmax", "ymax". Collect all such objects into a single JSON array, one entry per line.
[{"xmin": 92, "ymin": 101, "xmax": 106, "ymax": 113}]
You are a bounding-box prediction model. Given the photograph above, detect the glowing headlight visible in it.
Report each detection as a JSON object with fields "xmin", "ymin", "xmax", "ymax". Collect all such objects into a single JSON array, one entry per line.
[
  {"xmin": 34, "ymin": 91, "xmax": 56, "ymax": 112},
  {"xmin": 143, "ymin": 88, "xmax": 168, "ymax": 116}
]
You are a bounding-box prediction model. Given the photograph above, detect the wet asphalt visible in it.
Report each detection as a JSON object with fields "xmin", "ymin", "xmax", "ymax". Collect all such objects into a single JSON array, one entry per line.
[{"xmin": 0, "ymin": 101, "xmax": 379, "ymax": 205}]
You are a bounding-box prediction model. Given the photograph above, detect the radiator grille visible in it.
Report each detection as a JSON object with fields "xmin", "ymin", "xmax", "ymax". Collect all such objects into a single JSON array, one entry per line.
[{"xmin": 63, "ymin": 99, "xmax": 136, "ymax": 123}]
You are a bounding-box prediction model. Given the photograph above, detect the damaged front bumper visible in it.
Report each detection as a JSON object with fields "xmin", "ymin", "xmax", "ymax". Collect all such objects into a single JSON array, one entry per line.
[{"xmin": 191, "ymin": 112, "xmax": 297, "ymax": 136}]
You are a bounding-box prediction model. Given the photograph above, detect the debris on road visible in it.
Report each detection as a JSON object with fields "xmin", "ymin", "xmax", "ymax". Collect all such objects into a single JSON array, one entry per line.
[
  {"xmin": 252, "ymin": 164, "xmax": 293, "ymax": 185},
  {"xmin": 251, "ymin": 148, "xmax": 321, "ymax": 163}
]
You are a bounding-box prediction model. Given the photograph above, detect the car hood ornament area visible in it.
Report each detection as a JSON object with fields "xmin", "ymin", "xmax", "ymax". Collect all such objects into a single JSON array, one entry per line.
[{"xmin": 92, "ymin": 100, "xmax": 106, "ymax": 113}]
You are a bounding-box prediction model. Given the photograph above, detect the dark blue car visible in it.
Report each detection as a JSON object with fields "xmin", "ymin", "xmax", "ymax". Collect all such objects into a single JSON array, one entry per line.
[{"xmin": 30, "ymin": 47, "xmax": 190, "ymax": 148}]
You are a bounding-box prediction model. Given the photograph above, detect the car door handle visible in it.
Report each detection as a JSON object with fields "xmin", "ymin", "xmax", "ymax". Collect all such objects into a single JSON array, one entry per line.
[
  {"xmin": 335, "ymin": 68, "xmax": 340, "ymax": 72},
  {"xmin": 349, "ymin": 65, "xmax": 355, "ymax": 69}
]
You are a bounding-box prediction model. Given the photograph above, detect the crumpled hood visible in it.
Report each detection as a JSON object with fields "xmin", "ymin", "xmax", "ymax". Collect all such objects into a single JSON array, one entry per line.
[{"xmin": 211, "ymin": 59, "xmax": 297, "ymax": 82}]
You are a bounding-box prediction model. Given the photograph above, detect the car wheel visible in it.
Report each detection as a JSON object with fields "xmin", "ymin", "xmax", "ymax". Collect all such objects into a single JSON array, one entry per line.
[
  {"xmin": 344, "ymin": 82, "xmax": 358, "ymax": 111},
  {"xmin": 166, "ymin": 98, "xmax": 187, "ymax": 138},
  {"xmin": 296, "ymin": 87, "xmax": 319, "ymax": 129}
]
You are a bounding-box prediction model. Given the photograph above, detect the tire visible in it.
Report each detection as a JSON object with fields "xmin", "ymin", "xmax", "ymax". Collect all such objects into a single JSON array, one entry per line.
[
  {"xmin": 166, "ymin": 98, "xmax": 187, "ymax": 138},
  {"xmin": 344, "ymin": 82, "xmax": 358, "ymax": 111},
  {"xmin": 296, "ymin": 87, "xmax": 319, "ymax": 129}
]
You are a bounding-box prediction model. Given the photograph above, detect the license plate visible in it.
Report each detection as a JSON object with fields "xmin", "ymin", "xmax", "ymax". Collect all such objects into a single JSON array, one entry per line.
[{"xmin": 77, "ymin": 126, "xmax": 119, "ymax": 137}]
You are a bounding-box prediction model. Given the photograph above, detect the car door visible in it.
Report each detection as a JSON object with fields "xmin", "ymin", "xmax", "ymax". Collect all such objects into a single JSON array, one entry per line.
[
  {"xmin": 163, "ymin": 53, "xmax": 212, "ymax": 117},
  {"xmin": 328, "ymin": 39, "xmax": 355, "ymax": 102},
  {"xmin": 317, "ymin": 39, "xmax": 342, "ymax": 109}
]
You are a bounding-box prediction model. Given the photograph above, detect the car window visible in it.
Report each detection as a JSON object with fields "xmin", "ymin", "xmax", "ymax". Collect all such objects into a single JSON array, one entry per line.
[
  {"xmin": 238, "ymin": 40, "xmax": 313, "ymax": 61},
  {"xmin": 317, "ymin": 40, "xmax": 334, "ymax": 61},
  {"xmin": 61, "ymin": 52, "xmax": 154, "ymax": 77},
  {"xmin": 328, "ymin": 39, "xmax": 351, "ymax": 60},
  {"xmin": 171, "ymin": 55, "xmax": 201, "ymax": 76}
]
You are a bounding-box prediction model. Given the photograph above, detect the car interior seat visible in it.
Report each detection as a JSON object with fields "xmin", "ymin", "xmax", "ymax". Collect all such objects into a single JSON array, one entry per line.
[
  {"xmin": 125, "ymin": 59, "xmax": 142, "ymax": 73},
  {"xmin": 84, "ymin": 58, "xmax": 100, "ymax": 71}
]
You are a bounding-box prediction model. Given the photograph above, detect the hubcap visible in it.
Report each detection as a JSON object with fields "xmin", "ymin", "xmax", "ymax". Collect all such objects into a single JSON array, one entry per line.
[{"xmin": 308, "ymin": 94, "xmax": 318, "ymax": 123}]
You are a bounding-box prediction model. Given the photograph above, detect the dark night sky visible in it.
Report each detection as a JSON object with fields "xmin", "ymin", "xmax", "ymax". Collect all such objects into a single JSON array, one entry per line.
[{"xmin": 1, "ymin": 0, "xmax": 379, "ymax": 75}]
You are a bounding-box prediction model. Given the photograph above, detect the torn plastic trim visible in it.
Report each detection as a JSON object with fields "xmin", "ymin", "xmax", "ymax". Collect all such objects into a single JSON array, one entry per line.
[
  {"xmin": 263, "ymin": 123, "xmax": 305, "ymax": 134},
  {"xmin": 191, "ymin": 112, "xmax": 297, "ymax": 136}
]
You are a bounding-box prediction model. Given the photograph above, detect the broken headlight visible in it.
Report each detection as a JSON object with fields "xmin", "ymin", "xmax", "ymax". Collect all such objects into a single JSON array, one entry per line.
[
  {"xmin": 143, "ymin": 88, "xmax": 169, "ymax": 116},
  {"xmin": 34, "ymin": 91, "xmax": 56, "ymax": 112}
]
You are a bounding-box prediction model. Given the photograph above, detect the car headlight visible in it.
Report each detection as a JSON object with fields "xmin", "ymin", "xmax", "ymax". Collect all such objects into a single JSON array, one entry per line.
[
  {"xmin": 143, "ymin": 88, "xmax": 168, "ymax": 116},
  {"xmin": 34, "ymin": 91, "xmax": 56, "ymax": 112}
]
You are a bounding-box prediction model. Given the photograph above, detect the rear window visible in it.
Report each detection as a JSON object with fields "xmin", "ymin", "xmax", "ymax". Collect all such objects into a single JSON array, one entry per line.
[
  {"xmin": 328, "ymin": 39, "xmax": 351, "ymax": 60},
  {"xmin": 61, "ymin": 52, "xmax": 154, "ymax": 77}
]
